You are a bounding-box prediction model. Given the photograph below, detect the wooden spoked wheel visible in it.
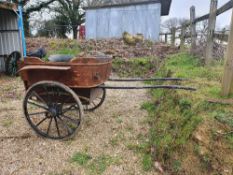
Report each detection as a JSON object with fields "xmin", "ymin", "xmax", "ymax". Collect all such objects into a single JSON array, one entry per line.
[
  {"xmin": 84, "ymin": 88, "xmax": 106, "ymax": 112},
  {"xmin": 23, "ymin": 81, "xmax": 83, "ymax": 140}
]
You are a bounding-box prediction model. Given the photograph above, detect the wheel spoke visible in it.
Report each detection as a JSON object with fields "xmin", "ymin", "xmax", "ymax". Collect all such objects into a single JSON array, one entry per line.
[
  {"xmin": 47, "ymin": 118, "xmax": 53, "ymax": 135},
  {"xmin": 61, "ymin": 114, "xmax": 80, "ymax": 125},
  {"xmin": 62, "ymin": 104, "xmax": 78, "ymax": 114},
  {"xmin": 36, "ymin": 117, "xmax": 48, "ymax": 127},
  {"xmin": 84, "ymin": 88, "xmax": 105, "ymax": 111},
  {"xmin": 57, "ymin": 116, "xmax": 73, "ymax": 134},
  {"xmin": 43, "ymin": 85, "xmax": 52, "ymax": 105},
  {"xmin": 29, "ymin": 111, "xmax": 47, "ymax": 116},
  {"xmin": 28, "ymin": 101, "xmax": 49, "ymax": 111},
  {"xmin": 92, "ymin": 101, "xmax": 96, "ymax": 107},
  {"xmin": 54, "ymin": 117, "xmax": 61, "ymax": 137},
  {"xmin": 31, "ymin": 91, "xmax": 48, "ymax": 106}
]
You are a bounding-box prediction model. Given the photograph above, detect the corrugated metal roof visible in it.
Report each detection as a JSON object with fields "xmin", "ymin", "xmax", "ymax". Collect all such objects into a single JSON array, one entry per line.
[
  {"xmin": 0, "ymin": 1, "xmax": 17, "ymax": 11},
  {"xmin": 84, "ymin": 0, "xmax": 172, "ymax": 16}
]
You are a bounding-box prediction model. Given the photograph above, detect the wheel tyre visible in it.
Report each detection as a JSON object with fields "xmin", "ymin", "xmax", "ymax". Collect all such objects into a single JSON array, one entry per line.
[
  {"xmin": 5, "ymin": 51, "xmax": 21, "ymax": 76},
  {"xmin": 84, "ymin": 88, "xmax": 106, "ymax": 112},
  {"xmin": 23, "ymin": 81, "xmax": 84, "ymax": 140}
]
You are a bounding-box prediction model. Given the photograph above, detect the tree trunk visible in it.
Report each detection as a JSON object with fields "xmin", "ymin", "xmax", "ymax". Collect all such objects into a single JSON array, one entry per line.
[
  {"xmin": 72, "ymin": 26, "xmax": 78, "ymax": 39},
  {"xmin": 23, "ymin": 13, "xmax": 30, "ymax": 37}
]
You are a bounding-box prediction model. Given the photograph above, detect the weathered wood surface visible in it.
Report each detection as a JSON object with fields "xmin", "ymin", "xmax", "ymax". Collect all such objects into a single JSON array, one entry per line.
[
  {"xmin": 190, "ymin": 6, "xmax": 197, "ymax": 53},
  {"xmin": 222, "ymin": 9, "xmax": 233, "ymax": 96},
  {"xmin": 205, "ymin": 0, "xmax": 218, "ymax": 65}
]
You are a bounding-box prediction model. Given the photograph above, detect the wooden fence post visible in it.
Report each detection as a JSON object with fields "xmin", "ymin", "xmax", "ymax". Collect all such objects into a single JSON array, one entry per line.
[
  {"xmin": 171, "ymin": 27, "xmax": 176, "ymax": 46},
  {"xmin": 190, "ymin": 6, "xmax": 197, "ymax": 53},
  {"xmin": 222, "ymin": 9, "xmax": 233, "ymax": 96},
  {"xmin": 220, "ymin": 28, "xmax": 226, "ymax": 44},
  {"xmin": 205, "ymin": 0, "xmax": 218, "ymax": 65},
  {"xmin": 180, "ymin": 25, "xmax": 186, "ymax": 50},
  {"xmin": 165, "ymin": 33, "xmax": 168, "ymax": 44}
]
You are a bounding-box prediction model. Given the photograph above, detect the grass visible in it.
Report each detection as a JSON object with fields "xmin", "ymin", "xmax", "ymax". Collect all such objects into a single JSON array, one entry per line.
[
  {"xmin": 70, "ymin": 152, "xmax": 121, "ymax": 175},
  {"xmin": 109, "ymin": 132, "xmax": 125, "ymax": 147},
  {"xmin": 88, "ymin": 155, "xmax": 121, "ymax": 175},
  {"xmin": 112, "ymin": 56, "xmax": 159, "ymax": 77},
  {"xmin": 44, "ymin": 39, "xmax": 81, "ymax": 60},
  {"xmin": 1, "ymin": 119, "xmax": 13, "ymax": 127},
  {"xmin": 137, "ymin": 52, "xmax": 233, "ymax": 174},
  {"xmin": 71, "ymin": 152, "xmax": 92, "ymax": 166}
]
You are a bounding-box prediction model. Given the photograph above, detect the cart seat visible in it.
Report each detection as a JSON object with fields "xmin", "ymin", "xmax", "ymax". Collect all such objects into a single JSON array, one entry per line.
[{"xmin": 48, "ymin": 54, "xmax": 74, "ymax": 62}]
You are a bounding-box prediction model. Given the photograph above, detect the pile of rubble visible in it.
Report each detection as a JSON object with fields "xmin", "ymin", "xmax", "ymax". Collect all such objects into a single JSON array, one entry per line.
[
  {"xmin": 79, "ymin": 39, "xmax": 178, "ymax": 59},
  {"xmin": 26, "ymin": 38, "xmax": 178, "ymax": 59}
]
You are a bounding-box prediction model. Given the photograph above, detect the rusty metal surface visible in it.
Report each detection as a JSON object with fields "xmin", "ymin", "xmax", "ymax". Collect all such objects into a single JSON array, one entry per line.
[{"xmin": 18, "ymin": 57, "xmax": 112, "ymax": 89}]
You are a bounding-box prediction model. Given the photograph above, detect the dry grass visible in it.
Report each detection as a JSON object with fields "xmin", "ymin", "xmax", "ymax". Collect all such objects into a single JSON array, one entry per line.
[{"xmin": 0, "ymin": 74, "xmax": 157, "ymax": 175}]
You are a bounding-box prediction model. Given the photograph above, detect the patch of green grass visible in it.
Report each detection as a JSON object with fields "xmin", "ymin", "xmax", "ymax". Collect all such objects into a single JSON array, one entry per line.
[
  {"xmin": 45, "ymin": 40, "xmax": 81, "ymax": 59},
  {"xmin": 109, "ymin": 132, "xmax": 125, "ymax": 147},
  {"xmin": 142, "ymin": 154, "xmax": 153, "ymax": 171},
  {"xmin": 88, "ymin": 155, "xmax": 121, "ymax": 175},
  {"xmin": 55, "ymin": 47, "xmax": 80, "ymax": 56},
  {"xmin": 214, "ymin": 111, "xmax": 233, "ymax": 128},
  {"xmin": 141, "ymin": 102, "xmax": 157, "ymax": 114},
  {"xmin": 116, "ymin": 117, "xmax": 123, "ymax": 124},
  {"xmin": 48, "ymin": 170, "xmax": 72, "ymax": 175},
  {"xmin": 2, "ymin": 119, "xmax": 13, "ymax": 127},
  {"xmin": 70, "ymin": 152, "xmax": 121, "ymax": 174},
  {"xmin": 112, "ymin": 57, "xmax": 158, "ymax": 77},
  {"xmin": 140, "ymin": 52, "xmax": 231, "ymax": 173},
  {"xmin": 172, "ymin": 160, "xmax": 182, "ymax": 173},
  {"xmin": 71, "ymin": 152, "xmax": 92, "ymax": 166},
  {"xmin": 226, "ymin": 134, "xmax": 233, "ymax": 149}
]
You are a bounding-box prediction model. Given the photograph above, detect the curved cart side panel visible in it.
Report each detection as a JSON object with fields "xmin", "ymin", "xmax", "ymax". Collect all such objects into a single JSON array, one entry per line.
[{"xmin": 18, "ymin": 57, "xmax": 112, "ymax": 89}]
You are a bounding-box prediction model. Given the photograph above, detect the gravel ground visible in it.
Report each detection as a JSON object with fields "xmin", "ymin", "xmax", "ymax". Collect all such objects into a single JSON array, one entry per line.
[{"xmin": 0, "ymin": 76, "xmax": 157, "ymax": 175}]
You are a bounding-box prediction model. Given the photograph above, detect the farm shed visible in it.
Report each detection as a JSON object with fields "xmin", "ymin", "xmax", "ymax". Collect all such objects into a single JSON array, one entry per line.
[
  {"xmin": 84, "ymin": 0, "xmax": 172, "ymax": 41},
  {"xmin": 0, "ymin": 1, "xmax": 25, "ymax": 72}
]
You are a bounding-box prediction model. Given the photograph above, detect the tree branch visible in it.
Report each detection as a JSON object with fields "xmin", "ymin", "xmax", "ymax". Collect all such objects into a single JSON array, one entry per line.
[{"xmin": 26, "ymin": 0, "xmax": 57, "ymax": 14}]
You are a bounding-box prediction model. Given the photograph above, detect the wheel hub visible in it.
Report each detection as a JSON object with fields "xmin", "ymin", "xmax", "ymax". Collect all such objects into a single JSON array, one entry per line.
[{"xmin": 48, "ymin": 104, "xmax": 61, "ymax": 117}]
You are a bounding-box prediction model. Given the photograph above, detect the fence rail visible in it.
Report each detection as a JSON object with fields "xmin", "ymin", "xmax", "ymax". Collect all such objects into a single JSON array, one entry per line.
[
  {"xmin": 160, "ymin": 0, "xmax": 233, "ymax": 96},
  {"xmin": 160, "ymin": 0, "xmax": 232, "ymax": 49}
]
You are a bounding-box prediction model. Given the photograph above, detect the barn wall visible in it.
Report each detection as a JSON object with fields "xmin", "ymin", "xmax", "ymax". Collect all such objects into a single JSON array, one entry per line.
[
  {"xmin": 0, "ymin": 9, "xmax": 21, "ymax": 72},
  {"xmin": 86, "ymin": 3, "xmax": 161, "ymax": 41}
]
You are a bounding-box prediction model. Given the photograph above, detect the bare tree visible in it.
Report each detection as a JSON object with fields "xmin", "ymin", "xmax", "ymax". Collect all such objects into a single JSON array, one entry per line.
[
  {"xmin": 162, "ymin": 18, "xmax": 179, "ymax": 33},
  {"xmin": 9, "ymin": 0, "xmax": 57, "ymax": 36}
]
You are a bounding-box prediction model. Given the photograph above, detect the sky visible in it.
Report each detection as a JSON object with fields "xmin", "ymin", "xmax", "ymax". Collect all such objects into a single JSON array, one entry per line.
[
  {"xmin": 29, "ymin": 0, "xmax": 233, "ymax": 35},
  {"xmin": 162, "ymin": 0, "xmax": 232, "ymax": 29}
]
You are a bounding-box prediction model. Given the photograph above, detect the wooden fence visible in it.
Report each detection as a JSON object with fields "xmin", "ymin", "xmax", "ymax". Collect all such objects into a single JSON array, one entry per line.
[{"xmin": 160, "ymin": 0, "xmax": 233, "ymax": 96}]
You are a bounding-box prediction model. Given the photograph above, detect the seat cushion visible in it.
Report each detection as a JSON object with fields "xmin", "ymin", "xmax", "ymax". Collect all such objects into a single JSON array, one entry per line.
[{"xmin": 48, "ymin": 54, "xmax": 74, "ymax": 62}]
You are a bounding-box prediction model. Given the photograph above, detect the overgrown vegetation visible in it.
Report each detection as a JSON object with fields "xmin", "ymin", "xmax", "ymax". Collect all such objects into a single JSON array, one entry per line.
[
  {"xmin": 112, "ymin": 57, "xmax": 159, "ymax": 77},
  {"xmin": 126, "ymin": 53, "xmax": 233, "ymax": 174}
]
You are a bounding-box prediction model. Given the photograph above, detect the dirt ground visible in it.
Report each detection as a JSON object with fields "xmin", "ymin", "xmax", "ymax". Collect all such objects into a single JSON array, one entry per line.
[{"xmin": 0, "ymin": 75, "xmax": 157, "ymax": 175}]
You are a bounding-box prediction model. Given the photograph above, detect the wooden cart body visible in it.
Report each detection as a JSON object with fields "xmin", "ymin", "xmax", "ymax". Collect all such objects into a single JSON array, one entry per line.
[
  {"xmin": 18, "ymin": 57, "xmax": 112, "ymax": 102},
  {"xmin": 19, "ymin": 57, "xmax": 112, "ymax": 89}
]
